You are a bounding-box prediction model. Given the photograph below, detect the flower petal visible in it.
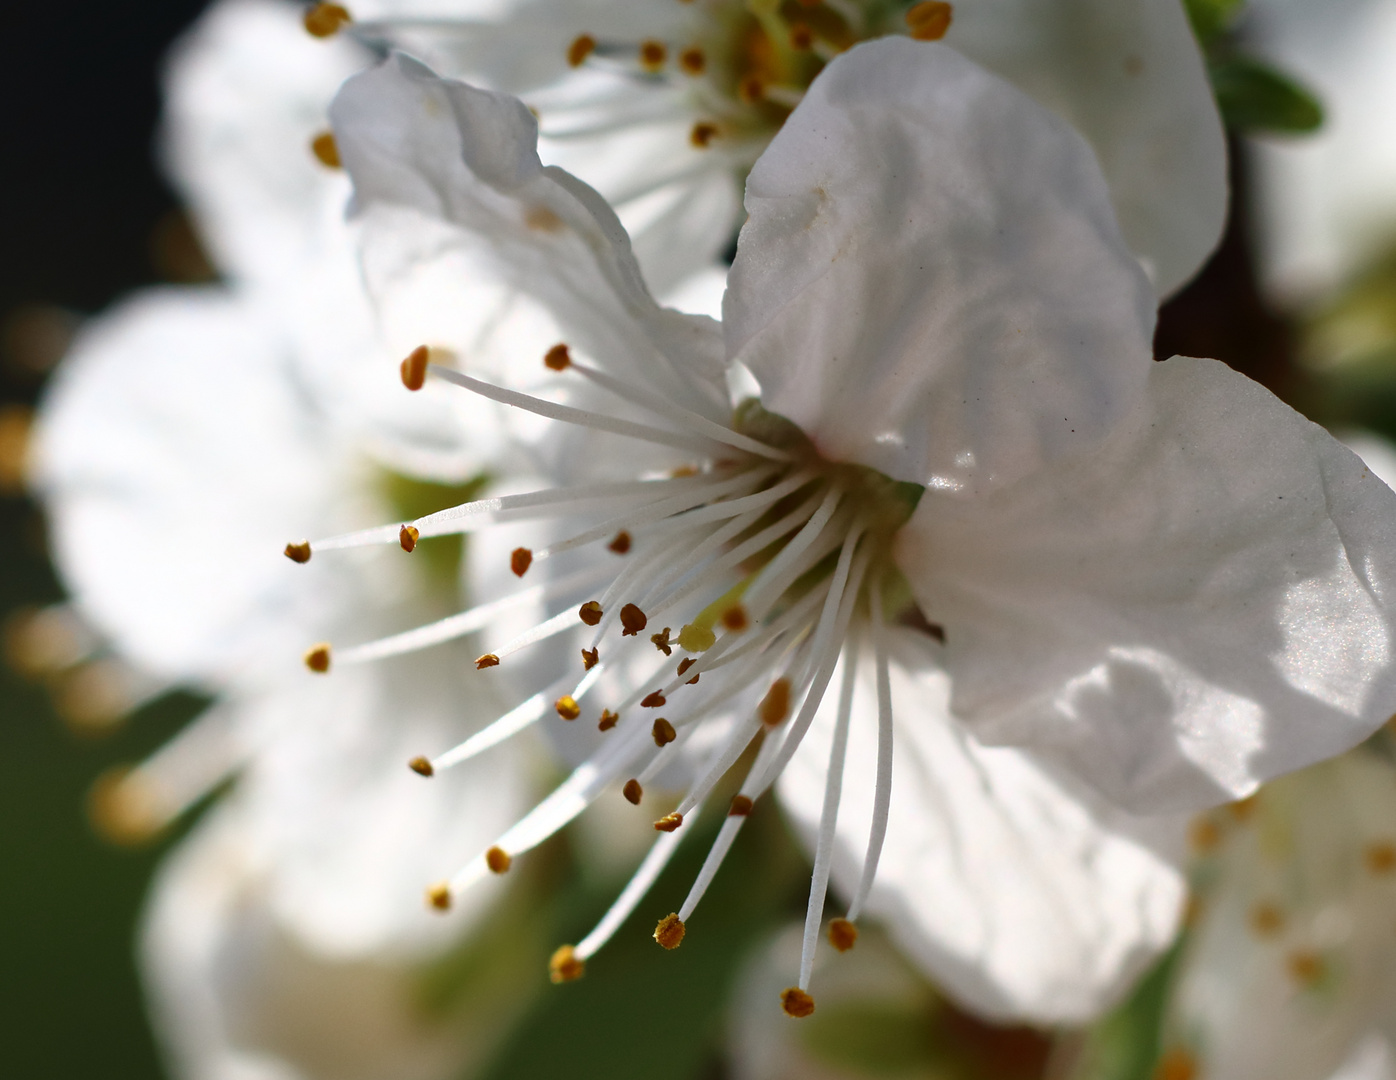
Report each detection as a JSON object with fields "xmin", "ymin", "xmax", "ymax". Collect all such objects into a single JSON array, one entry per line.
[
  {"xmin": 778, "ymin": 630, "xmax": 1186, "ymax": 1023},
  {"xmin": 947, "ymin": 0, "xmax": 1228, "ymax": 298},
  {"xmin": 329, "ymin": 53, "xmax": 728, "ymax": 421},
  {"xmin": 898, "ymin": 356, "xmax": 1396, "ymax": 812},
  {"xmin": 725, "ymin": 38, "xmax": 1155, "ymax": 494}
]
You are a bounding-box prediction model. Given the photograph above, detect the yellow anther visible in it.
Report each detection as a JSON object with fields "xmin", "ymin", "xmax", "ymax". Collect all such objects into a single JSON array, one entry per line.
[
  {"xmin": 555, "ymin": 695, "xmax": 582, "ymax": 721},
  {"xmin": 304, "ymin": 2, "xmax": 351, "ymax": 37},
  {"xmin": 581, "ymin": 647, "xmax": 599, "ymax": 671},
  {"xmin": 544, "ymin": 343, "xmax": 571, "ymax": 371},
  {"xmin": 511, "ymin": 547, "xmax": 533, "ymax": 577},
  {"xmin": 641, "ymin": 690, "xmax": 667, "ymax": 709},
  {"xmin": 579, "ymin": 600, "xmax": 603, "ymax": 626},
  {"xmin": 486, "ymin": 846, "xmax": 513, "ymax": 874},
  {"xmin": 678, "ymin": 623, "xmax": 715, "ymax": 652},
  {"xmin": 88, "ymin": 767, "xmax": 163, "ymax": 846},
  {"xmin": 1188, "ymin": 817, "xmax": 1221, "ymax": 853},
  {"xmin": 398, "ymin": 524, "xmax": 419, "ymax": 552},
  {"xmin": 1248, "ymin": 901, "xmax": 1284, "ymax": 937},
  {"xmin": 721, "ymin": 604, "xmax": 750, "ymax": 632},
  {"xmin": 1154, "ymin": 1049, "xmax": 1198, "ymax": 1080},
  {"xmin": 654, "ymin": 913, "xmax": 685, "ymax": 949},
  {"xmin": 651, "ymin": 628, "xmax": 673, "ymax": 656},
  {"xmin": 759, "ymin": 677, "xmax": 791, "ymax": 726},
  {"xmin": 475, "ymin": 653, "xmax": 500, "ymax": 670},
  {"xmin": 623, "ymin": 779, "xmax": 643, "ymax": 805},
  {"xmin": 620, "ymin": 604, "xmax": 648, "ymax": 636},
  {"xmin": 408, "ymin": 756, "xmax": 434, "ymax": 777},
  {"xmin": 654, "ymin": 812, "xmax": 683, "ymax": 832},
  {"xmin": 652, "ymin": 717, "xmax": 676, "ymax": 747},
  {"xmin": 1366, "ymin": 841, "xmax": 1396, "ymax": 875},
  {"xmin": 608, "ymin": 531, "xmax": 632, "ymax": 554},
  {"xmin": 728, "ymin": 794, "xmax": 753, "ymax": 817},
  {"xmin": 780, "ymin": 987, "xmax": 815, "ymax": 1018},
  {"xmin": 598, "ymin": 709, "xmax": 619, "ymax": 732},
  {"xmin": 679, "ymin": 46, "xmax": 706, "ymax": 75},
  {"xmin": 1286, "ymin": 950, "xmax": 1324, "ymax": 986},
  {"xmin": 549, "ymin": 944, "xmax": 586, "ymax": 983},
  {"xmin": 639, "ymin": 40, "xmax": 668, "ymax": 70},
  {"xmin": 567, "ymin": 34, "xmax": 597, "ymax": 67},
  {"xmin": 400, "ymin": 344, "xmax": 429, "ymax": 390},
  {"xmin": 304, "ymin": 643, "xmax": 331, "ymax": 673},
  {"xmin": 906, "ymin": 1, "xmax": 953, "ymax": 40},
  {"xmin": 677, "ymin": 657, "xmax": 699, "ymax": 683},
  {"xmin": 310, "ymin": 131, "xmax": 341, "ymax": 168},
  {"xmin": 284, "ymin": 541, "xmax": 312, "ymax": 563},
  {"xmin": 690, "ymin": 122, "xmax": 719, "ymax": 149},
  {"xmin": 426, "ymin": 882, "xmax": 452, "ymax": 911},
  {"xmin": 828, "ymin": 918, "xmax": 858, "ymax": 952}
]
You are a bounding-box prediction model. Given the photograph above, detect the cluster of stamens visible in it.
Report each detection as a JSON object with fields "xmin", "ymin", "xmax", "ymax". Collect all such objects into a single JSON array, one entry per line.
[{"xmin": 286, "ymin": 336, "xmax": 925, "ymax": 1015}]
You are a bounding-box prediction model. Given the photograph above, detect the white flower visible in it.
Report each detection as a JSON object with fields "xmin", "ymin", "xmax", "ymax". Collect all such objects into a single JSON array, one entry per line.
[
  {"xmin": 320, "ymin": 0, "xmax": 1227, "ymax": 300},
  {"xmin": 1247, "ymin": 0, "xmax": 1396, "ymax": 302},
  {"xmin": 1158, "ymin": 745, "xmax": 1396, "ymax": 1080},
  {"xmin": 304, "ymin": 38, "xmax": 1396, "ymax": 1023}
]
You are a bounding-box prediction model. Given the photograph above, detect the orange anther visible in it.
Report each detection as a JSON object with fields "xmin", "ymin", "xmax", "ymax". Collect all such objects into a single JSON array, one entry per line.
[
  {"xmin": 1367, "ymin": 842, "xmax": 1396, "ymax": 875},
  {"xmin": 544, "ymin": 343, "xmax": 571, "ymax": 371},
  {"xmin": 728, "ymin": 794, "xmax": 753, "ymax": 816},
  {"xmin": 906, "ymin": 1, "xmax": 953, "ymax": 40},
  {"xmin": 304, "ymin": 2, "xmax": 351, "ymax": 37},
  {"xmin": 304, "ymin": 643, "xmax": 331, "ymax": 673},
  {"xmin": 721, "ymin": 604, "xmax": 749, "ymax": 632},
  {"xmin": 620, "ymin": 604, "xmax": 648, "ymax": 636},
  {"xmin": 426, "ymin": 882, "xmax": 452, "ymax": 910},
  {"xmin": 579, "ymin": 600, "xmax": 603, "ymax": 626},
  {"xmin": 510, "ymin": 547, "xmax": 533, "ymax": 577},
  {"xmin": 654, "ymin": 812, "xmax": 683, "ymax": 832},
  {"xmin": 690, "ymin": 122, "xmax": 719, "ymax": 149},
  {"xmin": 408, "ymin": 756, "xmax": 434, "ymax": 777},
  {"xmin": 598, "ymin": 709, "xmax": 619, "ymax": 732},
  {"xmin": 651, "ymin": 628, "xmax": 673, "ymax": 656},
  {"xmin": 485, "ymin": 846, "xmax": 512, "ymax": 874},
  {"xmin": 828, "ymin": 918, "xmax": 858, "ymax": 952},
  {"xmin": 789, "ymin": 23, "xmax": 814, "ymax": 50},
  {"xmin": 654, "ymin": 913, "xmax": 685, "ymax": 949},
  {"xmin": 310, "ymin": 131, "xmax": 341, "ymax": 168},
  {"xmin": 400, "ymin": 345, "xmax": 429, "ymax": 390},
  {"xmin": 567, "ymin": 34, "xmax": 596, "ymax": 67},
  {"xmin": 641, "ymin": 691, "xmax": 667, "ymax": 708},
  {"xmin": 679, "ymin": 47, "xmax": 706, "ymax": 75},
  {"xmin": 608, "ymin": 531, "xmax": 632, "ymax": 554},
  {"xmin": 1248, "ymin": 901, "xmax": 1284, "ymax": 937},
  {"xmin": 639, "ymin": 40, "xmax": 667, "ymax": 70},
  {"xmin": 475, "ymin": 653, "xmax": 500, "ymax": 670},
  {"xmin": 677, "ymin": 657, "xmax": 699, "ymax": 683},
  {"xmin": 1154, "ymin": 1049, "xmax": 1198, "ymax": 1080},
  {"xmin": 549, "ymin": 944, "xmax": 586, "ymax": 983},
  {"xmin": 780, "ymin": 987, "xmax": 815, "ymax": 1018},
  {"xmin": 581, "ymin": 647, "xmax": 599, "ymax": 671},
  {"xmin": 652, "ymin": 718, "xmax": 676, "ymax": 746},
  {"xmin": 555, "ymin": 695, "xmax": 581, "ymax": 721},
  {"xmin": 284, "ymin": 541, "xmax": 312, "ymax": 563},
  {"xmin": 398, "ymin": 524, "xmax": 419, "ymax": 552},
  {"xmin": 759, "ymin": 678, "xmax": 791, "ymax": 726},
  {"xmin": 623, "ymin": 779, "xmax": 643, "ymax": 805}
]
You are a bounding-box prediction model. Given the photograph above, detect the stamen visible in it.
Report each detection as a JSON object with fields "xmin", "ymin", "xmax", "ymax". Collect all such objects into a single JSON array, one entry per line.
[
  {"xmin": 654, "ymin": 913, "xmax": 686, "ymax": 949},
  {"xmin": 677, "ymin": 657, "xmax": 698, "ymax": 681},
  {"xmin": 304, "ymin": 2, "xmax": 351, "ymax": 37},
  {"xmin": 310, "ymin": 131, "xmax": 341, "ymax": 168},
  {"xmin": 430, "ymin": 691, "xmax": 553, "ymax": 772},
  {"xmin": 679, "ymin": 47, "xmax": 706, "ymax": 75},
  {"xmin": 579, "ymin": 601, "xmax": 603, "ymax": 626},
  {"xmin": 608, "ymin": 531, "xmax": 632, "ymax": 554},
  {"xmin": 906, "ymin": 1, "xmax": 953, "ymax": 41},
  {"xmin": 651, "ymin": 629, "xmax": 673, "ymax": 656},
  {"xmin": 729, "ymin": 795, "xmax": 754, "ymax": 816},
  {"xmin": 691, "ymin": 122, "xmax": 719, "ymax": 148},
  {"xmin": 641, "ymin": 691, "xmax": 667, "ymax": 708},
  {"xmin": 426, "ymin": 882, "xmax": 452, "ymax": 911},
  {"xmin": 598, "ymin": 709, "xmax": 619, "ymax": 731},
  {"xmin": 678, "ymin": 624, "xmax": 715, "ymax": 652},
  {"xmin": 549, "ymin": 945, "xmax": 586, "ymax": 983},
  {"xmin": 399, "ymin": 525, "xmax": 419, "ymax": 552},
  {"xmin": 582, "ymin": 647, "xmax": 599, "ymax": 670},
  {"xmin": 848, "ymin": 580, "xmax": 892, "ymax": 922},
  {"xmin": 486, "ymin": 846, "xmax": 513, "ymax": 873},
  {"xmin": 304, "ymin": 643, "xmax": 331, "ymax": 673},
  {"xmin": 741, "ymin": 483, "xmax": 845, "ymax": 620},
  {"xmin": 621, "ymin": 604, "xmax": 648, "ymax": 636},
  {"xmin": 567, "ymin": 34, "xmax": 597, "ymax": 67},
  {"xmin": 721, "ymin": 605, "xmax": 750, "ymax": 632},
  {"xmin": 556, "ymin": 695, "xmax": 582, "ymax": 721},
  {"xmin": 759, "ymin": 678, "xmax": 791, "ymax": 726},
  {"xmin": 511, "ymin": 547, "xmax": 533, "ymax": 577},
  {"xmin": 798, "ymin": 637, "xmax": 858, "ymax": 991},
  {"xmin": 623, "ymin": 779, "xmax": 643, "ymax": 805},
  {"xmin": 639, "ymin": 40, "xmax": 668, "ymax": 71},
  {"xmin": 284, "ymin": 541, "xmax": 311, "ymax": 563},
  {"xmin": 655, "ymin": 811, "xmax": 683, "ymax": 832},
  {"xmin": 780, "ymin": 988, "xmax": 815, "ymax": 1018},
  {"xmin": 652, "ymin": 718, "xmax": 677, "ymax": 747},
  {"xmin": 543, "ymin": 343, "xmax": 571, "ymax": 371},
  {"xmin": 828, "ymin": 918, "xmax": 857, "ymax": 952},
  {"xmin": 400, "ymin": 345, "xmax": 429, "ymax": 390},
  {"xmin": 476, "ymin": 654, "xmax": 500, "ymax": 669},
  {"xmin": 408, "ymin": 756, "xmax": 434, "ymax": 777}
]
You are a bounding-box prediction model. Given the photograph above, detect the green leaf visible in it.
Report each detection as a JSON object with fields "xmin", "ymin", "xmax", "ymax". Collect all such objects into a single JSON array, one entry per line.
[
  {"xmin": 1062, "ymin": 944, "xmax": 1182, "ymax": 1080},
  {"xmin": 1210, "ymin": 57, "xmax": 1324, "ymax": 133},
  {"xmin": 1184, "ymin": 0, "xmax": 1244, "ymax": 47}
]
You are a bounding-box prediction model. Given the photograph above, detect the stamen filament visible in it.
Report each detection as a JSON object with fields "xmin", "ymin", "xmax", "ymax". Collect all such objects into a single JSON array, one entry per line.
[
  {"xmin": 848, "ymin": 582, "xmax": 893, "ymax": 922},
  {"xmin": 430, "ymin": 690, "xmax": 552, "ymax": 772}
]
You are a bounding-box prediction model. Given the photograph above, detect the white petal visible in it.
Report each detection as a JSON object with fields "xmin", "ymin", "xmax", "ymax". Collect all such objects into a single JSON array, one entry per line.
[
  {"xmin": 725, "ymin": 38, "xmax": 1155, "ymax": 494},
  {"xmin": 140, "ymin": 805, "xmax": 476, "ymax": 1080},
  {"xmin": 778, "ymin": 630, "xmax": 1186, "ymax": 1024},
  {"xmin": 162, "ymin": 0, "xmax": 364, "ymax": 286},
  {"xmin": 29, "ymin": 289, "xmax": 367, "ymax": 683},
  {"xmin": 899, "ymin": 356, "xmax": 1396, "ymax": 812},
  {"xmin": 329, "ymin": 53, "xmax": 729, "ymax": 420},
  {"xmin": 946, "ymin": 0, "xmax": 1228, "ymax": 298}
]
